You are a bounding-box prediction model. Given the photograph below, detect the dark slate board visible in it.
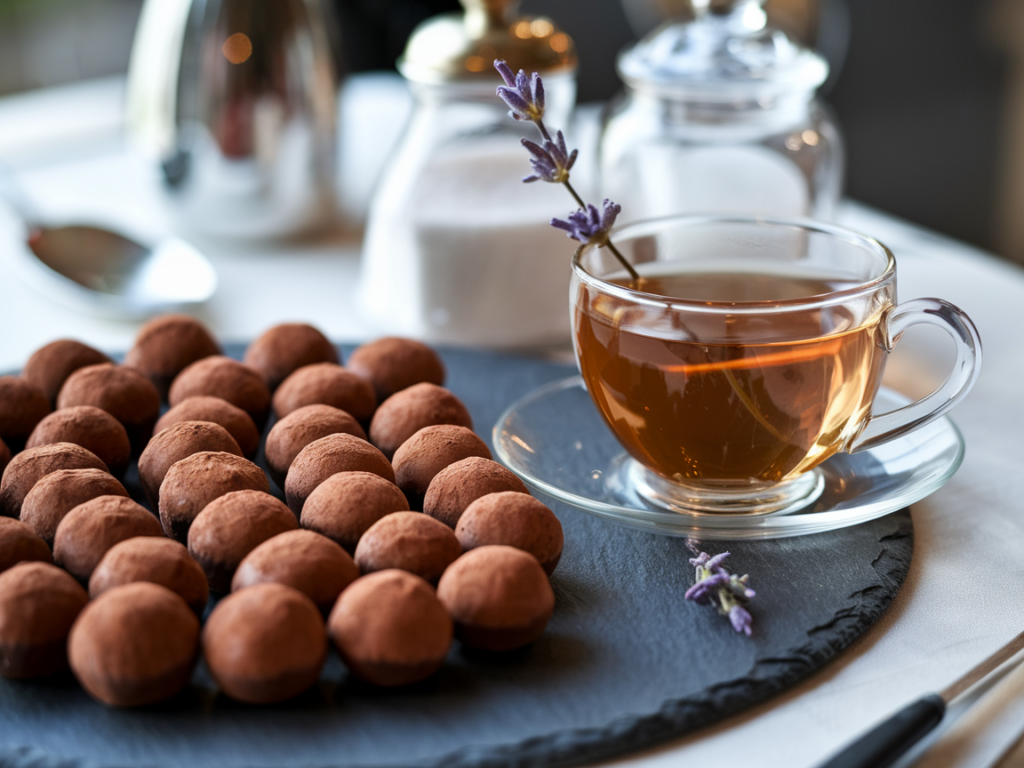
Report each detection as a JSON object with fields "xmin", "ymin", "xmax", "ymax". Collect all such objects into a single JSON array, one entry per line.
[{"xmin": 0, "ymin": 345, "xmax": 913, "ymax": 768}]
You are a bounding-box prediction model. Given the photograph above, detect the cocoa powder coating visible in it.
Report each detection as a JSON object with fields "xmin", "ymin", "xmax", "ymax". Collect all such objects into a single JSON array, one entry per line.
[
  {"xmin": 368, "ymin": 383, "xmax": 472, "ymax": 460},
  {"xmin": 0, "ymin": 518, "xmax": 52, "ymax": 574},
  {"xmin": 232, "ymin": 529, "xmax": 359, "ymax": 614},
  {"xmin": 154, "ymin": 396, "xmax": 261, "ymax": 460},
  {"xmin": 138, "ymin": 420, "xmax": 243, "ymax": 507},
  {"xmin": 272, "ymin": 363, "xmax": 377, "ymax": 423},
  {"xmin": 354, "ymin": 511, "xmax": 461, "ymax": 584},
  {"xmin": 159, "ymin": 451, "xmax": 269, "ymax": 544},
  {"xmin": 90, "ymin": 537, "xmax": 209, "ymax": 616},
  {"xmin": 423, "ymin": 457, "xmax": 529, "ymax": 528},
  {"xmin": 53, "ymin": 495, "xmax": 163, "ymax": 583},
  {"xmin": 203, "ymin": 582, "xmax": 326, "ymax": 704},
  {"xmin": 284, "ymin": 432, "xmax": 395, "ymax": 515},
  {"xmin": 346, "ymin": 337, "xmax": 446, "ymax": 402},
  {"xmin": 56, "ymin": 364, "xmax": 161, "ymax": 452},
  {"xmin": 0, "ymin": 442, "xmax": 108, "ymax": 519},
  {"xmin": 328, "ymin": 569, "xmax": 452, "ymax": 687},
  {"xmin": 243, "ymin": 323, "xmax": 339, "ymax": 391},
  {"xmin": 0, "ymin": 376, "xmax": 51, "ymax": 450},
  {"xmin": 0, "ymin": 562, "xmax": 88, "ymax": 678},
  {"xmin": 123, "ymin": 315, "xmax": 220, "ymax": 399},
  {"xmin": 168, "ymin": 356, "xmax": 272, "ymax": 428},
  {"xmin": 436, "ymin": 545, "xmax": 555, "ymax": 652},
  {"xmin": 27, "ymin": 405, "xmax": 131, "ymax": 480},
  {"xmin": 23, "ymin": 339, "xmax": 111, "ymax": 405},
  {"xmin": 391, "ymin": 425, "xmax": 492, "ymax": 510},
  {"xmin": 300, "ymin": 471, "xmax": 408, "ymax": 554},
  {"xmin": 68, "ymin": 582, "xmax": 200, "ymax": 706},
  {"xmin": 264, "ymin": 404, "xmax": 367, "ymax": 489},
  {"xmin": 187, "ymin": 490, "xmax": 298, "ymax": 592},
  {"xmin": 20, "ymin": 468, "xmax": 128, "ymax": 548},
  {"xmin": 455, "ymin": 492, "xmax": 564, "ymax": 575}
]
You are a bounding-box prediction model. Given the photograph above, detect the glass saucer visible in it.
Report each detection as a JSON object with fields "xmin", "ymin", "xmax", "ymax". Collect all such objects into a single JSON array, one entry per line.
[{"xmin": 493, "ymin": 377, "xmax": 965, "ymax": 540}]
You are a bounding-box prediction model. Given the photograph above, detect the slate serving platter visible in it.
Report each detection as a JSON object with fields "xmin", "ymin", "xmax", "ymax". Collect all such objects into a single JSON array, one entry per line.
[{"xmin": 0, "ymin": 345, "xmax": 913, "ymax": 768}]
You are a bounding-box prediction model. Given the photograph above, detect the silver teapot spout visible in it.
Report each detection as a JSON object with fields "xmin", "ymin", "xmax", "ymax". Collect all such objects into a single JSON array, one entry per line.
[{"xmin": 127, "ymin": 0, "xmax": 338, "ymax": 240}]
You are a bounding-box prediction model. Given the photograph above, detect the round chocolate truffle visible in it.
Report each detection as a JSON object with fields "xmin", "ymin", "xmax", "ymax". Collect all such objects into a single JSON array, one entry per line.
[
  {"xmin": 57, "ymin": 364, "xmax": 161, "ymax": 452},
  {"xmin": 0, "ymin": 442, "xmax": 108, "ymax": 519},
  {"xmin": 354, "ymin": 512, "xmax": 461, "ymax": 584},
  {"xmin": 437, "ymin": 545, "xmax": 554, "ymax": 652},
  {"xmin": 455, "ymin": 492, "xmax": 563, "ymax": 576},
  {"xmin": 124, "ymin": 314, "xmax": 220, "ymax": 398},
  {"xmin": 244, "ymin": 323, "xmax": 339, "ymax": 391},
  {"xmin": 168, "ymin": 356, "xmax": 272, "ymax": 429},
  {"xmin": 392, "ymin": 425, "xmax": 492, "ymax": 510},
  {"xmin": 154, "ymin": 396, "xmax": 261, "ymax": 460},
  {"xmin": 0, "ymin": 562, "xmax": 88, "ymax": 678},
  {"xmin": 22, "ymin": 339, "xmax": 111, "ymax": 406},
  {"xmin": 68, "ymin": 582, "xmax": 199, "ymax": 706},
  {"xmin": 0, "ymin": 438, "xmax": 9, "ymax": 478},
  {"xmin": 27, "ymin": 405, "xmax": 131, "ymax": 480},
  {"xmin": 301, "ymin": 471, "xmax": 409, "ymax": 554},
  {"xmin": 328, "ymin": 570, "xmax": 452, "ymax": 686},
  {"xmin": 284, "ymin": 433, "xmax": 394, "ymax": 515},
  {"xmin": 0, "ymin": 518, "xmax": 52, "ymax": 573},
  {"xmin": 0, "ymin": 376, "xmax": 51, "ymax": 450},
  {"xmin": 424, "ymin": 457, "xmax": 529, "ymax": 529},
  {"xmin": 265, "ymin": 404, "xmax": 368, "ymax": 490},
  {"xmin": 203, "ymin": 582, "xmax": 326, "ymax": 703},
  {"xmin": 232, "ymin": 530, "xmax": 358, "ymax": 614},
  {"xmin": 53, "ymin": 495, "xmax": 163, "ymax": 583},
  {"xmin": 159, "ymin": 451, "xmax": 269, "ymax": 544},
  {"xmin": 272, "ymin": 363, "xmax": 377, "ymax": 423},
  {"xmin": 346, "ymin": 337, "xmax": 446, "ymax": 402},
  {"xmin": 90, "ymin": 537, "xmax": 209, "ymax": 616},
  {"xmin": 20, "ymin": 468, "xmax": 128, "ymax": 548},
  {"xmin": 138, "ymin": 420, "xmax": 243, "ymax": 507},
  {"xmin": 368, "ymin": 383, "xmax": 472, "ymax": 460},
  {"xmin": 188, "ymin": 490, "xmax": 298, "ymax": 592}
]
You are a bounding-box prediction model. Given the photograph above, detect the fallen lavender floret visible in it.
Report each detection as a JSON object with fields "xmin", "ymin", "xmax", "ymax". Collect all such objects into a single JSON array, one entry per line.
[
  {"xmin": 685, "ymin": 543, "xmax": 756, "ymax": 636},
  {"xmin": 551, "ymin": 200, "xmax": 621, "ymax": 247}
]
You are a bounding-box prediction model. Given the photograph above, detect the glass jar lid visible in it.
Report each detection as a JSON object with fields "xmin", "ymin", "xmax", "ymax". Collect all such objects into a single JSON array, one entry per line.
[{"xmin": 400, "ymin": 0, "xmax": 577, "ymax": 85}]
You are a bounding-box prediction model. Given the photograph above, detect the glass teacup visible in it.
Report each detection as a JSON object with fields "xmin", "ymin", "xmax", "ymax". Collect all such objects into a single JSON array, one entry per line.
[{"xmin": 571, "ymin": 214, "xmax": 981, "ymax": 516}]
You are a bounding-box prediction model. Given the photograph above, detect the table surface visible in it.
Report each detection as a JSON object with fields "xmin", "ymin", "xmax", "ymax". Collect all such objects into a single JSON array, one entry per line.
[{"xmin": 1, "ymin": 74, "xmax": 1023, "ymax": 768}]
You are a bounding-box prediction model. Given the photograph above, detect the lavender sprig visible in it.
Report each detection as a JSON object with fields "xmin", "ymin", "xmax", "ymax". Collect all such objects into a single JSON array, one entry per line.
[
  {"xmin": 522, "ymin": 131, "xmax": 577, "ymax": 184},
  {"xmin": 685, "ymin": 541, "xmax": 756, "ymax": 636}
]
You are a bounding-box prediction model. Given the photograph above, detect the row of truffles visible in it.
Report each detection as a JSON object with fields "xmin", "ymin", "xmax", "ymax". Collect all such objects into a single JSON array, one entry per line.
[{"xmin": 0, "ymin": 318, "xmax": 564, "ymax": 707}]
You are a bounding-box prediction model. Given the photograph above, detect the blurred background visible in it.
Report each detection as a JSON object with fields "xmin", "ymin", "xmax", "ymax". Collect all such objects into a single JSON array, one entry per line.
[{"xmin": 0, "ymin": 0, "xmax": 1017, "ymax": 261}]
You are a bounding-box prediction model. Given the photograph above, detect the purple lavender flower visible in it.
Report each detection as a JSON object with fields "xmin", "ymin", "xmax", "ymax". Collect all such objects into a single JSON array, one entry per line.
[
  {"xmin": 684, "ymin": 542, "xmax": 756, "ymax": 636},
  {"xmin": 495, "ymin": 60, "xmax": 545, "ymax": 123},
  {"xmin": 729, "ymin": 605, "xmax": 753, "ymax": 636},
  {"xmin": 521, "ymin": 131, "xmax": 577, "ymax": 184},
  {"xmin": 551, "ymin": 200, "xmax": 621, "ymax": 246}
]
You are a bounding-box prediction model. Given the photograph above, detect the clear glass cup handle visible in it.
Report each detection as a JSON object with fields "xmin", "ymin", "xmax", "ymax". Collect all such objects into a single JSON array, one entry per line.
[{"xmin": 850, "ymin": 298, "xmax": 982, "ymax": 453}]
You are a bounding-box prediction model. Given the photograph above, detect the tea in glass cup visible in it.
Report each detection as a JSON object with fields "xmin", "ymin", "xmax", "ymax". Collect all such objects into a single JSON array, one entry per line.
[{"xmin": 571, "ymin": 215, "xmax": 981, "ymax": 515}]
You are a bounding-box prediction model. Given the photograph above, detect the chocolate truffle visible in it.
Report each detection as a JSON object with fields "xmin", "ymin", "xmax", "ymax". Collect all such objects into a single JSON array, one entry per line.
[
  {"xmin": 0, "ymin": 437, "xmax": 9, "ymax": 478},
  {"xmin": 0, "ymin": 442, "xmax": 108, "ymax": 519},
  {"xmin": 368, "ymin": 383, "xmax": 472, "ymax": 460},
  {"xmin": 265, "ymin": 404, "xmax": 368, "ymax": 489},
  {"xmin": 328, "ymin": 570, "xmax": 452, "ymax": 686},
  {"xmin": 272, "ymin": 363, "xmax": 377, "ymax": 423},
  {"xmin": 22, "ymin": 339, "xmax": 111, "ymax": 405},
  {"xmin": 90, "ymin": 537, "xmax": 209, "ymax": 616},
  {"xmin": 188, "ymin": 490, "xmax": 298, "ymax": 592},
  {"xmin": 346, "ymin": 337, "xmax": 446, "ymax": 402},
  {"xmin": 244, "ymin": 323, "xmax": 339, "ymax": 391},
  {"xmin": 354, "ymin": 512, "xmax": 461, "ymax": 584},
  {"xmin": 0, "ymin": 562, "xmax": 88, "ymax": 678},
  {"xmin": 169, "ymin": 356, "xmax": 272, "ymax": 428},
  {"xmin": 20, "ymin": 468, "xmax": 128, "ymax": 548},
  {"xmin": 0, "ymin": 376, "xmax": 51, "ymax": 450},
  {"xmin": 424, "ymin": 457, "xmax": 529, "ymax": 528},
  {"xmin": 27, "ymin": 405, "xmax": 131, "ymax": 480},
  {"xmin": 154, "ymin": 396, "xmax": 261, "ymax": 460},
  {"xmin": 138, "ymin": 420, "xmax": 243, "ymax": 507},
  {"xmin": 392, "ymin": 425, "xmax": 492, "ymax": 510},
  {"xmin": 57, "ymin": 364, "xmax": 161, "ymax": 452},
  {"xmin": 284, "ymin": 433, "xmax": 394, "ymax": 515},
  {"xmin": 159, "ymin": 452, "xmax": 269, "ymax": 543},
  {"xmin": 437, "ymin": 545, "xmax": 554, "ymax": 651},
  {"xmin": 124, "ymin": 314, "xmax": 220, "ymax": 398},
  {"xmin": 455, "ymin": 492, "xmax": 563, "ymax": 575},
  {"xmin": 53, "ymin": 495, "xmax": 163, "ymax": 582},
  {"xmin": 203, "ymin": 583, "xmax": 326, "ymax": 703},
  {"xmin": 232, "ymin": 530, "xmax": 358, "ymax": 614},
  {"xmin": 0, "ymin": 518, "xmax": 52, "ymax": 573},
  {"xmin": 68, "ymin": 582, "xmax": 200, "ymax": 706},
  {"xmin": 301, "ymin": 471, "xmax": 409, "ymax": 554}
]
